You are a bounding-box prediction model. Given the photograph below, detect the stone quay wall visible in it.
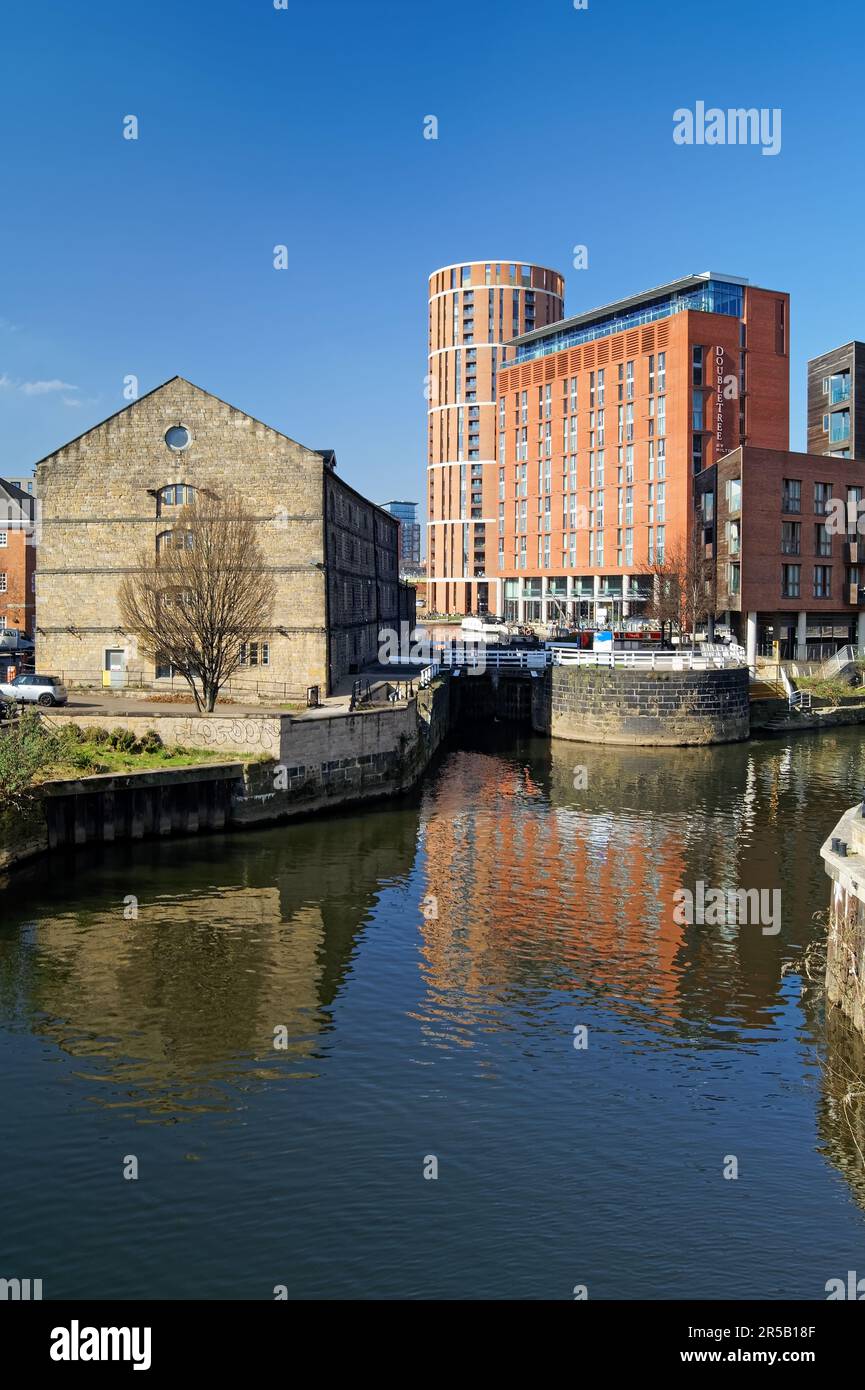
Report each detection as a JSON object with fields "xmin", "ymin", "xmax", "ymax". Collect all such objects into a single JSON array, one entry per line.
[
  {"xmin": 822, "ymin": 803, "xmax": 865, "ymax": 1038},
  {"xmin": 534, "ymin": 665, "xmax": 750, "ymax": 746}
]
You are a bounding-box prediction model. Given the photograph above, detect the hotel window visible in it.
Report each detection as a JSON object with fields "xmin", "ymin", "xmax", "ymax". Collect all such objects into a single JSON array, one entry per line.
[
  {"xmin": 626, "ymin": 445, "xmax": 634, "ymax": 482},
  {"xmin": 692, "ymin": 435, "xmax": 703, "ymax": 472},
  {"xmin": 815, "ymin": 523, "xmax": 832, "ymax": 558},
  {"xmin": 647, "ymin": 528, "xmax": 655, "ymax": 564},
  {"xmin": 692, "ymin": 393, "xmax": 704, "ymax": 432},
  {"xmin": 648, "ymin": 441, "xmax": 655, "ymax": 479},
  {"xmin": 647, "ymin": 483, "xmax": 654, "ymax": 524},
  {"xmin": 782, "ymin": 564, "xmax": 801, "ymax": 598},
  {"xmin": 498, "ymin": 544, "xmax": 504, "ymax": 569},
  {"xmin": 657, "ymin": 482, "xmax": 666, "ymax": 522},
  {"xmin": 544, "ymin": 383, "xmax": 552, "ymax": 419},
  {"xmin": 617, "ymin": 363, "xmax": 624, "ymax": 402},
  {"xmin": 657, "ymin": 397, "xmax": 666, "ymax": 436},
  {"xmin": 626, "ymin": 361, "xmax": 634, "ymax": 400},
  {"xmin": 848, "ymin": 486, "xmax": 863, "ymax": 531},
  {"xmin": 781, "ymin": 521, "xmax": 800, "ymax": 555},
  {"xmin": 0, "ymin": 573, "xmax": 5, "ymax": 593},
  {"xmin": 814, "ymin": 481, "xmax": 832, "ymax": 516},
  {"xmin": 648, "ymin": 355, "xmax": 655, "ymax": 395},
  {"xmin": 656, "ymin": 526, "xmax": 665, "ymax": 562},
  {"xmin": 498, "ymin": 503, "xmax": 504, "ymax": 534},
  {"xmin": 498, "ymin": 468, "xmax": 505, "ymax": 501},
  {"xmin": 0, "ymin": 532, "xmax": 6, "ymax": 547},
  {"xmin": 692, "ymin": 345, "xmax": 704, "ymax": 387},
  {"xmin": 728, "ymin": 563, "xmax": 741, "ymax": 595},
  {"xmin": 782, "ymin": 479, "xmax": 801, "ymax": 514},
  {"xmin": 657, "ymin": 439, "xmax": 666, "ymax": 478},
  {"xmin": 617, "ymin": 405, "xmax": 624, "ymax": 444},
  {"xmin": 597, "ymin": 410, "xmax": 605, "ymax": 447},
  {"xmin": 589, "ymin": 372, "xmax": 595, "ymax": 407},
  {"xmin": 626, "ymin": 403, "xmax": 634, "ymax": 442},
  {"xmin": 597, "ymin": 451, "xmax": 605, "ymax": 486},
  {"xmin": 543, "ymin": 536, "xmax": 551, "ymax": 568},
  {"xmin": 597, "ymin": 369, "xmax": 605, "ymax": 407},
  {"xmin": 728, "ymin": 518, "xmax": 740, "ymax": 555},
  {"xmin": 499, "ymin": 397, "xmax": 505, "ymax": 429},
  {"xmin": 726, "ymin": 477, "xmax": 741, "ymax": 512},
  {"xmin": 570, "ymin": 376, "xmax": 578, "ymax": 412},
  {"xmin": 625, "ymin": 529, "xmax": 634, "ymax": 566},
  {"xmin": 596, "ymin": 532, "xmax": 604, "ymax": 565},
  {"xmin": 520, "ymin": 390, "xmax": 528, "ymax": 424},
  {"xmin": 519, "ymin": 537, "xmax": 527, "ymax": 568},
  {"xmin": 648, "ymin": 397, "xmax": 655, "ymax": 437},
  {"xmin": 657, "ymin": 352, "xmax": 666, "ymax": 393},
  {"xmin": 625, "ymin": 486, "xmax": 634, "ymax": 525},
  {"xmin": 814, "ymin": 565, "xmax": 832, "ymax": 599}
]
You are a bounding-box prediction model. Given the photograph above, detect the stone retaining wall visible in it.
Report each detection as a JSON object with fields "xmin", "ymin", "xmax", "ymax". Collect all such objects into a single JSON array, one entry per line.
[{"xmin": 534, "ymin": 665, "xmax": 750, "ymax": 746}]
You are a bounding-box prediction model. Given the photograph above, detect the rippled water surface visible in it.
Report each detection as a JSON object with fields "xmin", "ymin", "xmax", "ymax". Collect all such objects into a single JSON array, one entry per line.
[{"xmin": 3, "ymin": 727, "xmax": 865, "ymax": 1299}]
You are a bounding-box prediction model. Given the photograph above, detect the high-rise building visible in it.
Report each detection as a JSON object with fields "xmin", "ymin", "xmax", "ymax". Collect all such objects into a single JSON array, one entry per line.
[
  {"xmin": 495, "ymin": 272, "xmax": 789, "ymax": 626},
  {"xmin": 807, "ymin": 342, "xmax": 865, "ymax": 459},
  {"xmin": 427, "ymin": 259, "xmax": 565, "ymax": 615},
  {"xmin": 379, "ymin": 500, "xmax": 421, "ymax": 567}
]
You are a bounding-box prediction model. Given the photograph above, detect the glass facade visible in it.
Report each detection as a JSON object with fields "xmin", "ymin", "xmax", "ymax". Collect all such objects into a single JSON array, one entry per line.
[{"xmin": 513, "ymin": 280, "xmax": 744, "ymax": 364}]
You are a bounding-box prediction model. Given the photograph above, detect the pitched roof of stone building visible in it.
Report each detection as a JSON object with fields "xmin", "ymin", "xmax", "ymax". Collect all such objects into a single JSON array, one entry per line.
[{"xmin": 32, "ymin": 376, "xmax": 333, "ymax": 467}]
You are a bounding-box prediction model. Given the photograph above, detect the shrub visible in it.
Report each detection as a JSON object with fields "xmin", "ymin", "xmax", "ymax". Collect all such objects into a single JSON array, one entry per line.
[
  {"xmin": 108, "ymin": 727, "xmax": 138, "ymax": 752},
  {"xmin": 86, "ymin": 726, "xmax": 112, "ymax": 746},
  {"xmin": 0, "ymin": 710, "xmax": 60, "ymax": 811},
  {"xmin": 139, "ymin": 728, "xmax": 163, "ymax": 753}
]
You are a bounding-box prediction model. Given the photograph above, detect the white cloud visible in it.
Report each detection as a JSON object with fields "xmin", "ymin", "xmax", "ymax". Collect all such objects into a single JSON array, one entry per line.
[{"xmin": 19, "ymin": 379, "xmax": 78, "ymax": 396}]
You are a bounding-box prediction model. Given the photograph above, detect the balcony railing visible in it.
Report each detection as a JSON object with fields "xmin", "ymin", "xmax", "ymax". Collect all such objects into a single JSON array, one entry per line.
[{"xmin": 830, "ymin": 379, "xmax": 851, "ymax": 405}]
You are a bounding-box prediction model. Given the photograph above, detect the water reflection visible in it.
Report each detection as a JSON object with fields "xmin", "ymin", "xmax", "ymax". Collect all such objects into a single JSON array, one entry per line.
[
  {"xmin": 2, "ymin": 726, "xmax": 865, "ymax": 1296},
  {"xmin": 0, "ymin": 813, "xmax": 419, "ymax": 1118}
]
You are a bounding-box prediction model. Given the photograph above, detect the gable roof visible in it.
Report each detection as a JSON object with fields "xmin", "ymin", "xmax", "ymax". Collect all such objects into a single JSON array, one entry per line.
[{"xmin": 32, "ymin": 376, "xmax": 332, "ymax": 467}]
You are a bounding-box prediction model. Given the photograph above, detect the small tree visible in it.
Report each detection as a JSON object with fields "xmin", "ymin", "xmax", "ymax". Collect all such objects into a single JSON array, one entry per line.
[
  {"xmin": 119, "ymin": 489, "xmax": 276, "ymax": 712},
  {"xmin": 645, "ymin": 532, "xmax": 715, "ymax": 644}
]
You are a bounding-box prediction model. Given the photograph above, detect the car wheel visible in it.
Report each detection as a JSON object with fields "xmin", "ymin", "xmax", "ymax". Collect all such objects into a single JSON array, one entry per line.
[{"xmin": 37, "ymin": 693, "xmax": 56, "ymax": 707}]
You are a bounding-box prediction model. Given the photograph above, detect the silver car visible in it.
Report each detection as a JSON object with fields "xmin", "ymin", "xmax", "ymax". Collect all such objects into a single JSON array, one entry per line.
[{"xmin": 0, "ymin": 673, "xmax": 68, "ymax": 707}]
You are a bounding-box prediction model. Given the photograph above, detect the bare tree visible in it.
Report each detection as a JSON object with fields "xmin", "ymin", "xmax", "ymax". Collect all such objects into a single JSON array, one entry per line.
[
  {"xmin": 645, "ymin": 532, "xmax": 714, "ymax": 644},
  {"xmin": 119, "ymin": 488, "xmax": 276, "ymax": 712}
]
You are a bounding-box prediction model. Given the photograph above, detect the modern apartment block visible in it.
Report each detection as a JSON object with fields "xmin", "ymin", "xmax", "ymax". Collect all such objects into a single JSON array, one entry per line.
[
  {"xmin": 494, "ymin": 272, "xmax": 790, "ymax": 625},
  {"xmin": 807, "ymin": 342, "xmax": 865, "ymax": 459},
  {"xmin": 0, "ymin": 477, "xmax": 37, "ymax": 635},
  {"xmin": 427, "ymin": 259, "xmax": 565, "ymax": 615},
  {"xmin": 379, "ymin": 500, "xmax": 421, "ymax": 567},
  {"xmin": 716, "ymin": 446, "xmax": 865, "ymax": 661}
]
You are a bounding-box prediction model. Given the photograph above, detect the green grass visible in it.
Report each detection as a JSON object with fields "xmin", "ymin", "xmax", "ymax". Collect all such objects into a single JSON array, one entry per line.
[
  {"xmin": 39, "ymin": 746, "xmax": 236, "ymax": 780},
  {"xmin": 795, "ymin": 675, "xmax": 865, "ymax": 703}
]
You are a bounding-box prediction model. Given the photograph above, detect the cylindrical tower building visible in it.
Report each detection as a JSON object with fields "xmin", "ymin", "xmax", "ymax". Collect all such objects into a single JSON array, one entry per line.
[{"xmin": 427, "ymin": 259, "xmax": 565, "ymax": 616}]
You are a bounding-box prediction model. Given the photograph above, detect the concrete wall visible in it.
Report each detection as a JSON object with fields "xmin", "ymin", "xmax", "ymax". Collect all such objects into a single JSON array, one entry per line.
[
  {"xmin": 44, "ymin": 712, "xmax": 283, "ymax": 758},
  {"xmin": 534, "ymin": 665, "xmax": 750, "ymax": 746},
  {"xmin": 237, "ymin": 678, "xmax": 452, "ymax": 823}
]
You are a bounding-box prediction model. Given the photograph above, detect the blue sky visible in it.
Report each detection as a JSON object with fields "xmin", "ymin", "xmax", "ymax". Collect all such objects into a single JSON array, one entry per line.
[{"xmin": 1, "ymin": 0, "xmax": 862, "ymax": 517}]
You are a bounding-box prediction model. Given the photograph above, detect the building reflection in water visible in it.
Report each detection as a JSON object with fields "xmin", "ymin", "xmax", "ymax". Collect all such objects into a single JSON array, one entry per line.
[
  {"xmin": 417, "ymin": 729, "xmax": 865, "ymax": 1051},
  {"xmin": 0, "ymin": 810, "xmax": 419, "ymax": 1120}
]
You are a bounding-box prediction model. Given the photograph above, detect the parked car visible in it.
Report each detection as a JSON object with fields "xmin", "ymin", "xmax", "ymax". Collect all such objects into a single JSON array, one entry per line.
[{"xmin": 0, "ymin": 673, "xmax": 68, "ymax": 707}]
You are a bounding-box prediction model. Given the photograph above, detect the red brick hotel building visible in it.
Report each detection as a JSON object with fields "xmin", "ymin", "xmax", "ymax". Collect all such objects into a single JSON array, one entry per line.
[{"xmin": 492, "ymin": 272, "xmax": 789, "ymax": 626}]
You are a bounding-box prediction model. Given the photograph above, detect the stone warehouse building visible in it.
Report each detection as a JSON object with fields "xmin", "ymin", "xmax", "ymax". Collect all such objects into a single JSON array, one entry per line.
[{"xmin": 35, "ymin": 377, "xmax": 404, "ymax": 697}]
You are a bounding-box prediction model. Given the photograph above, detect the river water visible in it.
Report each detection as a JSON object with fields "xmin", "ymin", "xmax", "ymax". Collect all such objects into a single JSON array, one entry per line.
[{"xmin": 2, "ymin": 726, "xmax": 865, "ymax": 1300}]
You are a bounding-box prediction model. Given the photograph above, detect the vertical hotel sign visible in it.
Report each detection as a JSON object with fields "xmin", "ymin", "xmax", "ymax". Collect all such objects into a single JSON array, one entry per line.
[{"xmin": 715, "ymin": 345, "xmax": 732, "ymax": 458}]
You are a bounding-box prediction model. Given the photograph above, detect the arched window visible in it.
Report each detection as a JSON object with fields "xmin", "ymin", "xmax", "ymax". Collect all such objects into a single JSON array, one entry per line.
[
  {"xmin": 157, "ymin": 484, "xmax": 197, "ymax": 515},
  {"xmin": 156, "ymin": 528, "xmax": 194, "ymax": 555}
]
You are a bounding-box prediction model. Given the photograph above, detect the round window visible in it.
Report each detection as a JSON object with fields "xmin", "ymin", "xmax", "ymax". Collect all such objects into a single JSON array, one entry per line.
[{"xmin": 165, "ymin": 426, "xmax": 190, "ymax": 451}]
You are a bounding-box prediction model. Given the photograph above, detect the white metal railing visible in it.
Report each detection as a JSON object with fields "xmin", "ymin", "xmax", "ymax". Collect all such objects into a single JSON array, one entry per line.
[
  {"xmin": 778, "ymin": 663, "xmax": 812, "ymax": 713},
  {"xmin": 417, "ymin": 662, "xmax": 440, "ymax": 688},
  {"xmin": 401, "ymin": 643, "xmax": 748, "ymax": 672},
  {"xmin": 821, "ymin": 644, "xmax": 863, "ymax": 678}
]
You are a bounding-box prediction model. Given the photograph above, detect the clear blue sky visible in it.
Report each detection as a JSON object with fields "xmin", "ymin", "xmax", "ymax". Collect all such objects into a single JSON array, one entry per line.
[{"xmin": 1, "ymin": 0, "xmax": 862, "ymax": 518}]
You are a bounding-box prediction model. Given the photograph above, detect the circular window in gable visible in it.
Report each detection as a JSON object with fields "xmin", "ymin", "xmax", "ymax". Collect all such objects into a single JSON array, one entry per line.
[{"xmin": 165, "ymin": 426, "xmax": 190, "ymax": 451}]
